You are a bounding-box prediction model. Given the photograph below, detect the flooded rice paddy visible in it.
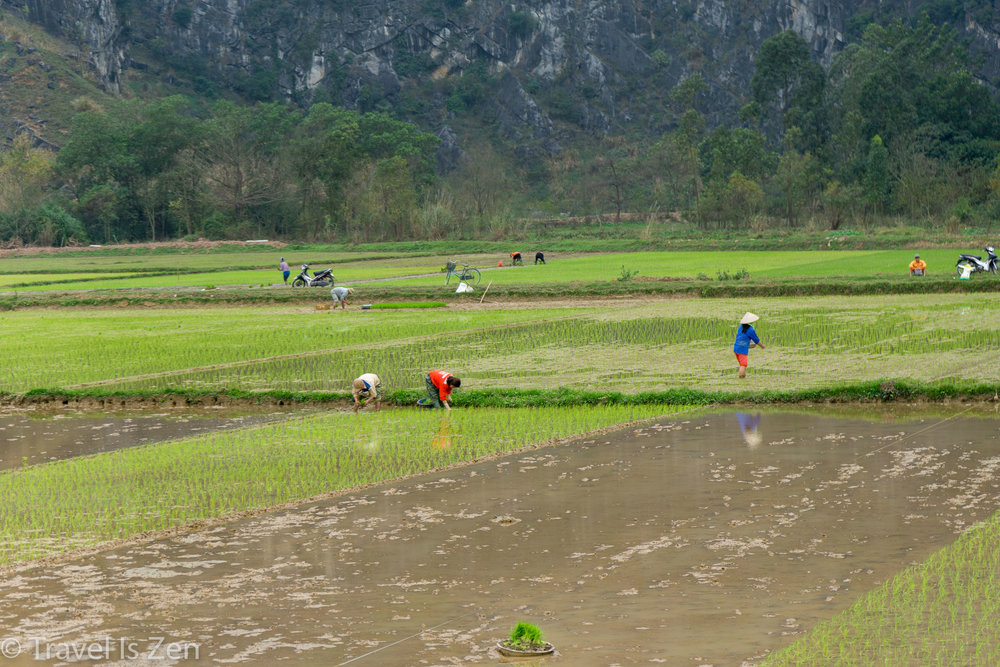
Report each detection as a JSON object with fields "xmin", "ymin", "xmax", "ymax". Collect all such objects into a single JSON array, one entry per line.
[
  {"xmin": 0, "ymin": 409, "xmax": 298, "ymax": 470},
  {"xmin": 2, "ymin": 408, "xmax": 1000, "ymax": 665}
]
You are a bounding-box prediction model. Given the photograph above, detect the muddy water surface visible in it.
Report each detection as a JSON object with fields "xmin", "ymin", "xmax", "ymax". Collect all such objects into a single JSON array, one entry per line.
[
  {"xmin": 2, "ymin": 409, "xmax": 1000, "ymax": 665},
  {"xmin": 0, "ymin": 409, "xmax": 299, "ymax": 469}
]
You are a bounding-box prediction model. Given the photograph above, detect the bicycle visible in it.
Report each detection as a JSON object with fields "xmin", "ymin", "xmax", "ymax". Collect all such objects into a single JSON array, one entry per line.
[{"xmin": 445, "ymin": 261, "xmax": 481, "ymax": 285}]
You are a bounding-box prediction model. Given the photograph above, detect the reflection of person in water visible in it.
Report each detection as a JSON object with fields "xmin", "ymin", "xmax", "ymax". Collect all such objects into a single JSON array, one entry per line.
[
  {"xmin": 737, "ymin": 412, "xmax": 762, "ymax": 448},
  {"xmin": 432, "ymin": 417, "xmax": 452, "ymax": 449}
]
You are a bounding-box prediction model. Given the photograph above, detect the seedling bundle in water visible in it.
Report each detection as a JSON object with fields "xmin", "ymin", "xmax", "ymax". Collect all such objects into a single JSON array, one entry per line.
[
  {"xmin": 498, "ymin": 621, "xmax": 554, "ymax": 656},
  {"xmin": 508, "ymin": 621, "xmax": 543, "ymax": 649}
]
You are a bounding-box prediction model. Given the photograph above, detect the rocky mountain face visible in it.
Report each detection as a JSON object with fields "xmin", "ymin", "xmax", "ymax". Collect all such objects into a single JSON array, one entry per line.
[{"xmin": 3, "ymin": 0, "xmax": 1000, "ymax": 161}]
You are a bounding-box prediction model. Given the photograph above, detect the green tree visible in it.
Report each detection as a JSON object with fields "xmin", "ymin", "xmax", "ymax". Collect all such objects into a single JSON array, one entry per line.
[
  {"xmin": 863, "ymin": 135, "xmax": 890, "ymax": 215},
  {"xmin": 821, "ymin": 180, "xmax": 863, "ymax": 230},
  {"xmin": 751, "ymin": 29, "xmax": 826, "ymax": 147},
  {"xmin": 701, "ymin": 127, "xmax": 777, "ymax": 186},
  {"xmin": 197, "ymin": 101, "xmax": 301, "ymax": 234},
  {"xmin": 828, "ymin": 14, "xmax": 1000, "ymax": 178},
  {"xmin": 773, "ymin": 149, "xmax": 823, "ymax": 227},
  {"xmin": 0, "ymin": 133, "xmax": 56, "ymax": 221}
]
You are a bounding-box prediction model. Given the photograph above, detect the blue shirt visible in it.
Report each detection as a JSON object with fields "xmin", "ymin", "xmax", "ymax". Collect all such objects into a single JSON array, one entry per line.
[{"xmin": 733, "ymin": 325, "xmax": 760, "ymax": 355}]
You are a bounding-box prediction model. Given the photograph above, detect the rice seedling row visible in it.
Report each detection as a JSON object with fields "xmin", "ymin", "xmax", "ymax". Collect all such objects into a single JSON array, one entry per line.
[
  {"xmin": 0, "ymin": 404, "xmax": 670, "ymax": 566},
  {"xmin": 763, "ymin": 511, "xmax": 1000, "ymax": 665},
  {"xmin": 0, "ymin": 307, "xmax": 584, "ymax": 392},
  {"xmin": 109, "ymin": 295, "xmax": 1000, "ymax": 395}
]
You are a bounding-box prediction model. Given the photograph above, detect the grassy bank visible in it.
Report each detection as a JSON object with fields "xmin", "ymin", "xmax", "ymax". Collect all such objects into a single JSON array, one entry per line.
[{"xmin": 12, "ymin": 380, "xmax": 1000, "ymax": 410}]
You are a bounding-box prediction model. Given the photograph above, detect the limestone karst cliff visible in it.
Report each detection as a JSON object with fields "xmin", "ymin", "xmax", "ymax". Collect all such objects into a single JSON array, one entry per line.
[{"xmin": 2, "ymin": 0, "xmax": 999, "ymax": 155}]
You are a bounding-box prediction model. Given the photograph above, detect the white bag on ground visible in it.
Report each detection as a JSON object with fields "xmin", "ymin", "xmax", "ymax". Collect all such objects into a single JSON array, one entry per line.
[{"xmin": 456, "ymin": 282, "xmax": 474, "ymax": 293}]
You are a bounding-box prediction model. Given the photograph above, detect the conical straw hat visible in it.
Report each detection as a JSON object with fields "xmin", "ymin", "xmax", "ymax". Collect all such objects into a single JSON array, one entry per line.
[{"xmin": 740, "ymin": 312, "xmax": 759, "ymax": 324}]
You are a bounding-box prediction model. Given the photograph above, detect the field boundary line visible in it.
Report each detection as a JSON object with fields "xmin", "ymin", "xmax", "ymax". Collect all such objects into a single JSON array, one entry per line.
[
  {"xmin": 0, "ymin": 405, "xmax": 701, "ymax": 578},
  {"xmin": 60, "ymin": 311, "xmax": 596, "ymax": 390}
]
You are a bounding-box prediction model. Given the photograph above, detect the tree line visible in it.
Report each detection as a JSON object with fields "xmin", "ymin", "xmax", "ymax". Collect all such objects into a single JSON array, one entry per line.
[
  {"xmin": 575, "ymin": 17, "xmax": 1000, "ymax": 232},
  {"xmin": 0, "ymin": 100, "xmax": 441, "ymax": 245},
  {"xmin": 2, "ymin": 15, "xmax": 1000, "ymax": 245}
]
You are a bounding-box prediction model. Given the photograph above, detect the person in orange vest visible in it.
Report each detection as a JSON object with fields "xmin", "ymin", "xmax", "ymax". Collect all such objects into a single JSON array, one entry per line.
[
  {"xmin": 909, "ymin": 254, "xmax": 927, "ymax": 276},
  {"xmin": 420, "ymin": 369, "xmax": 461, "ymax": 410},
  {"xmin": 509, "ymin": 251, "xmax": 522, "ymax": 265}
]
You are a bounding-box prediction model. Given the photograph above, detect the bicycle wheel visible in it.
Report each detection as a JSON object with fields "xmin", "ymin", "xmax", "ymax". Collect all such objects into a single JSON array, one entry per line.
[{"xmin": 462, "ymin": 268, "xmax": 481, "ymax": 285}]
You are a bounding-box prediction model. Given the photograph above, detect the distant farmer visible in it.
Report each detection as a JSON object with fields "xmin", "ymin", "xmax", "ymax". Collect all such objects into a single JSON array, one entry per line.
[
  {"xmin": 734, "ymin": 312, "xmax": 765, "ymax": 379},
  {"xmin": 420, "ymin": 369, "xmax": 461, "ymax": 410},
  {"xmin": 330, "ymin": 286, "xmax": 354, "ymax": 310},
  {"xmin": 279, "ymin": 257, "xmax": 290, "ymax": 285},
  {"xmin": 535, "ymin": 251, "xmax": 546, "ymax": 265},
  {"xmin": 909, "ymin": 254, "xmax": 927, "ymax": 276},
  {"xmin": 509, "ymin": 251, "xmax": 523, "ymax": 266},
  {"xmin": 352, "ymin": 373, "xmax": 383, "ymax": 413}
]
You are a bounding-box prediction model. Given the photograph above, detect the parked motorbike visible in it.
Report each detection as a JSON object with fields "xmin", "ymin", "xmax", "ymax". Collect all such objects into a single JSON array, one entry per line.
[
  {"xmin": 956, "ymin": 246, "xmax": 998, "ymax": 276},
  {"xmin": 291, "ymin": 264, "xmax": 334, "ymax": 287}
]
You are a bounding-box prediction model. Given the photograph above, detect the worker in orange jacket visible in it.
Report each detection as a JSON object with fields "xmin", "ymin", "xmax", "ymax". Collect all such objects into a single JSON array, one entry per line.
[{"xmin": 420, "ymin": 369, "xmax": 462, "ymax": 410}]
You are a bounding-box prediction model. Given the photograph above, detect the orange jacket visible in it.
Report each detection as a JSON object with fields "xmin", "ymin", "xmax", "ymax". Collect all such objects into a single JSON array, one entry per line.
[
  {"xmin": 429, "ymin": 370, "xmax": 453, "ymax": 402},
  {"xmin": 909, "ymin": 259, "xmax": 927, "ymax": 271}
]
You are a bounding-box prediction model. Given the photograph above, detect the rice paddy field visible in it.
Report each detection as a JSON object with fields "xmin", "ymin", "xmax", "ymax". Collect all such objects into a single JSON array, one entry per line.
[
  {"xmin": 2, "ymin": 244, "xmax": 1000, "ymax": 665},
  {"xmin": 0, "ymin": 247, "xmax": 978, "ymax": 291},
  {"xmin": 3, "ymin": 293, "xmax": 999, "ymax": 396}
]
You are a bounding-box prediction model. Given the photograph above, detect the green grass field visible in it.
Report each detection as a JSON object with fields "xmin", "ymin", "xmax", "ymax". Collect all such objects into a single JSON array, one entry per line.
[
  {"xmin": 351, "ymin": 249, "xmax": 969, "ymax": 287},
  {"xmin": 2, "ymin": 249, "xmax": 982, "ymax": 292}
]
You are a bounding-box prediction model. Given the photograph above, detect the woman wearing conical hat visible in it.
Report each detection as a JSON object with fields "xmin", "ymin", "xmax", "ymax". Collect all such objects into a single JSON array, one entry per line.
[{"xmin": 733, "ymin": 312, "xmax": 765, "ymax": 379}]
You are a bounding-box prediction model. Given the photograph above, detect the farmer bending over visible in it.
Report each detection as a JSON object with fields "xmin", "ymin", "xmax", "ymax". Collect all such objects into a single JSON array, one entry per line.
[
  {"xmin": 423, "ymin": 369, "xmax": 461, "ymax": 410},
  {"xmin": 734, "ymin": 312, "xmax": 765, "ymax": 379},
  {"xmin": 352, "ymin": 373, "xmax": 383, "ymax": 412},
  {"xmin": 535, "ymin": 251, "xmax": 545, "ymax": 264},
  {"xmin": 330, "ymin": 286, "xmax": 354, "ymax": 310},
  {"xmin": 509, "ymin": 251, "xmax": 522, "ymax": 266}
]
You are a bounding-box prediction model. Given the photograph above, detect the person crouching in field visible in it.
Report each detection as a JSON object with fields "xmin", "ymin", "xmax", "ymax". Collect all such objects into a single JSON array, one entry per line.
[
  {"xmin": 352, "ymin": 373, "xmax": 383, "ymax": 412},
  {"xmin": 420, "ymin": 369, "xmax": 461, "ymax": 410},
  {"xmin": 330, "ymin": 286, "xmax": 353, "ymax": 310},
  {"xmin": 734, "ymin": 312, "xmax": 765, "ymax": 379},
  {"xmin": 535, "ymin": 251, "xmax": 545, "ymax": 264}
]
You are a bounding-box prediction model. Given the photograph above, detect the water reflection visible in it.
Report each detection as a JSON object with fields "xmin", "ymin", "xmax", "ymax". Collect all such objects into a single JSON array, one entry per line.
[
  {"xmin": 737, "ymin": 411, "xmax": 762, "ymax": 447},
  {"xmin": 432, "ymin": 416, "xmax": 452, "ymax": 449}
]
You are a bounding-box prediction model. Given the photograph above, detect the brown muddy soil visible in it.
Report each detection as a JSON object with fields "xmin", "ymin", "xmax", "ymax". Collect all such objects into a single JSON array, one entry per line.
[{"xmin": 1, "ymin": 410, "xmax": 1000, "ymax": 665}]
